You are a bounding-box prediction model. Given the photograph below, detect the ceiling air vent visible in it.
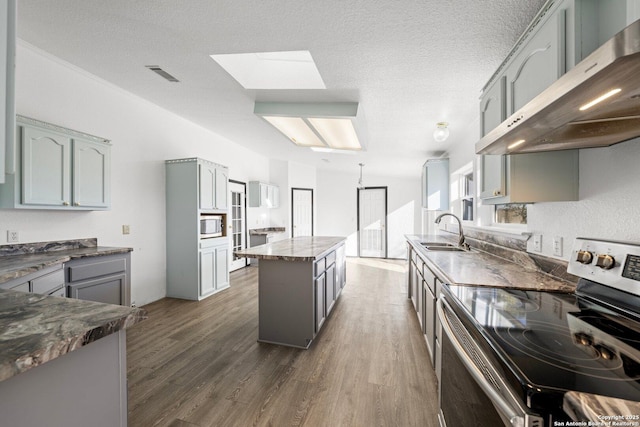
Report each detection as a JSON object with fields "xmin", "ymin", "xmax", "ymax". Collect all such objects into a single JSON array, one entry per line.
[{"xmin": 145, "ymin": 65, "xmax": 179, "ymax": 82}]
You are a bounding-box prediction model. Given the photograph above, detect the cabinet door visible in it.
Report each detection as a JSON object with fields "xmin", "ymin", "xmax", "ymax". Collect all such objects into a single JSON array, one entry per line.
[
  {"xmin": 480, "ymin": 76, "xmax": 506, "ymax": 137},
  {"xmin": 214, "ymin": 167, "xmax": 228, "ymax": 210},
  {"xmin": 21, "ymin": 126, "xmax": 72, "ymax": 206},
  {"xmin": 271, "ymin": 185, "xmax": 279, "ymax": 208},
  {"xmin": 325, "ymin": 264, "xmax": 336, "ymax": 315},
  {"xmin": 199, "ymin": 164, "xmax": 215, "ymax": 210},
  {"xmin": 67, "ymin": 273, "xmax": 125, "ymax": 305},
  {"xmin": 260, "ymin": 183, "xmax": 268, "ymax": 207},
  {"xmin": 479, "ymin": 154, "xmax": 506, "ymax": 200},
  {"xmin": 73, "ymin": 139, "xmax": 110, "ymax": 208},
  {"xmin": 215, "ymin": 245, "xmax": 229, "ymax": 289},
  {"xmin": 199, "ymin": 247, "xmax": 216, "ymax": 296},
  {"xmin": 507, "ymin": 10, "xmax": 565, "ymax": 114},
  {"xmin": 424, "ymin": 283, "xmax": 435, "ymax": 367},
  {"xmin": 315, "ymin": 273, "xmax": 326, "ymax": 333}
]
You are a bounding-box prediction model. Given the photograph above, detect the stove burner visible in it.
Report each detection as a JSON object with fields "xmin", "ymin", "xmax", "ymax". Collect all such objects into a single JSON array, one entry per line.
[{"xmin": 494, "ymin": 319, "xmax": 640, "ymax": 380}]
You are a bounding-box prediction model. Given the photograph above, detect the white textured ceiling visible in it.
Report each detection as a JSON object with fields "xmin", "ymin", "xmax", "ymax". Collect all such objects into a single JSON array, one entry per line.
[{"xmin": 16, "ymin": 0, "xmax": 546, "ymax": 177}]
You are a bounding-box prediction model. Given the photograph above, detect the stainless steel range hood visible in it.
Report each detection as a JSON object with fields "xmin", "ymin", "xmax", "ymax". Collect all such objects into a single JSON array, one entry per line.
[{"xmin": 476, "ymin": 19, "xmax": 640, "ymax": 155}]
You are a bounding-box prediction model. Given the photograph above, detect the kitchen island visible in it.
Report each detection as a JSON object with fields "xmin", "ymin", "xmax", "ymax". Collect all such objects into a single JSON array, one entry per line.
[{"xmin": 234, "ymin": 236, "xmax": 346, "ymax": 349}]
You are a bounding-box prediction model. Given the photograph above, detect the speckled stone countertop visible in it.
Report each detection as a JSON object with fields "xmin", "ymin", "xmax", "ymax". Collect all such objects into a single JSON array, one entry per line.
[
  {"xmin": 235, "ymin": 236, "xmax": 346, "ymax": 262},
  {"xmin": 564, "ymin": 391, "xmax": 640, "ymax": 422},
  {"xmin": 0, "ymin": 288, "xmax": 146, "ymax": 382},
  {"xmin": 406, "ymin": 234, "xmax": 576, "ymax": 292},
  {"xmin": 0, "ymin": 239, "xmax": 132, "ymax": 284},
  {"xmin": 249, "ymin": 227, "xmax": 286, "ymax": 236}
]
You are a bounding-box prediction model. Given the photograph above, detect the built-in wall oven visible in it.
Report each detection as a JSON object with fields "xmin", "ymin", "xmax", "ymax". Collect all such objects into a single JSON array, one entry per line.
[{"xmin": 437, "ymin": 238, "xmax": 640, "ymax": 427}]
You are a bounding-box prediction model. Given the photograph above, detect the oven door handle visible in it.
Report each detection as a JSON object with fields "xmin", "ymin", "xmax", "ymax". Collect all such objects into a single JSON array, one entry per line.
[{"xmin": 437, "ymin": 296, "xmax": 527, "ymax": 427}]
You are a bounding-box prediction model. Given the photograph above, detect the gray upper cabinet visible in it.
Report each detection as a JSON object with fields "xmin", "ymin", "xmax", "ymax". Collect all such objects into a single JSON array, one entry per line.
[
  {"xmin": 248, "ymin": 181, "xmax": 279, "ymax": 208},
  {"xmin": 199, "ymin": 161, "xmax": 228, "ymax": 212},
  {"xmin": 506, "ymin": 8, "xmax": 565, "ymax": 114},
  {"xmin": 481, "ymin": 150, "xmax": 579, "ymax": 205},
  {"xmin": 0, "ymin": 116, "xmax": 111, "ymax": 210},
  {"xmin": 1, "ymin": 0, "xmax": 16, "ymax": 184},
  {"xmin": 421, "ymin": 159, "xmax": 449, "ymax": 210},
  {"xmin": 480, "ymin": 76, "xmax": 506, "ymax": 137}
]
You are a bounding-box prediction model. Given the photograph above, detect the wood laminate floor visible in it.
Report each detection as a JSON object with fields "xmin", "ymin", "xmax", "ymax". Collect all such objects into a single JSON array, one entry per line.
[{"xmin": 127, "ymin": 257, "xmax": 439, "ymax": 427}]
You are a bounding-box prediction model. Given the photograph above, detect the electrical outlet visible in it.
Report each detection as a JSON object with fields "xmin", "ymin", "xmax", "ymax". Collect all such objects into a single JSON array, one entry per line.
[
  {"xmin": 532, "ymin": 234, "xmax": 542, "ymax": 252},
  {"xmin": 553, "ymin": 236, "xmax": 563, "ymax": 257},
  {"xmin": 7, "ymin": 230, "xmax": 19, "ymax": 243},
  {"xmin": 122, "ymin": 225, "xmax": 130, "ymax": 235}
]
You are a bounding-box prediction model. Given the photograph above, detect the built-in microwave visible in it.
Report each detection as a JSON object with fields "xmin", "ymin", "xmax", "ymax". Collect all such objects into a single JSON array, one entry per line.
[{"xmin": 200, "ymin": 215, "xmax": 224, "ymax": 238}]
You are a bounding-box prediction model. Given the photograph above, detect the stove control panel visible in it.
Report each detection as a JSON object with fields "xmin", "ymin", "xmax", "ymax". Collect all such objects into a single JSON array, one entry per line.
[{"xmin": 568, "ymin": 238, "xmax": 640, "ymax": 296}]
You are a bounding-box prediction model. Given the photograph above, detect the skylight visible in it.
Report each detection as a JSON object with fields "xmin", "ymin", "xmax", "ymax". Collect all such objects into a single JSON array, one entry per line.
[{"xmin": 210, "ymin": 50, "xmax": 325, "ymax": 89}]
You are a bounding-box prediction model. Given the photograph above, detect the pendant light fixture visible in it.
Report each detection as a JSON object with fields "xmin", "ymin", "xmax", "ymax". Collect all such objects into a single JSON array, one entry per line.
[
  {"xmin": 357, "ymin": 163, "xmax": 365, "ymax": 189},
  {"xmin": 433, "ymin": 122, "xmax": 450, "ymax": 142}
]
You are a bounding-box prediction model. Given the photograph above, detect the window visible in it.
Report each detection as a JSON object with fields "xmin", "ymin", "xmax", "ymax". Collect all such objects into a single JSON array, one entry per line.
[{"xmin": 494, "ymin": 204, "xmax": 528, "ymax": 224}]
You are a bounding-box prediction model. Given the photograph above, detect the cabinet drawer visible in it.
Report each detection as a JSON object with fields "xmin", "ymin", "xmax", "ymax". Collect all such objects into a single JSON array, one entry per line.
[
  {"xmin": 325, "ymin": 251, "xmax": 336, "ymax": 267},
  {"xmin": 315, "ymin": 258, "xmax": 326, "ymax": 276},
  {"xmin": 10, "ymin": 281, "xmax": 30, "ymax": 293},
  {"xmin": 68, "ymin": 258, "xmax": 126, "ymax": 282},
  {"xmin": 200, "ymin": 237, "xmax": 227, "ymax": 249},
  {"xmin": 31, "ymin": 269, "xmax": 65, "ymax": 295}
]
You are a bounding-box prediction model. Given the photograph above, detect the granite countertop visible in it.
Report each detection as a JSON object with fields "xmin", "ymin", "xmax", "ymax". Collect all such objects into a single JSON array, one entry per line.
[
  {"xmin": 406, "ymin": 234, "xmax": 576, "ymax": 292},
  {"xmin": 249, "ymin": 227, "xmax": 286, "ymax": 236},
  {"xmin": 234, "ymin": 236, "xmax": 346, "ymax": 262},
  {"xmin": 0, "ymin": 288, "xmax": 146, "ymax": 382},
  {"xmin": 0, "ymin": 239, "xmax": 132, "ymax": 284},
  {"xmin": 564, "ymin": 391, "xmax": 640, "ymax": 423}
]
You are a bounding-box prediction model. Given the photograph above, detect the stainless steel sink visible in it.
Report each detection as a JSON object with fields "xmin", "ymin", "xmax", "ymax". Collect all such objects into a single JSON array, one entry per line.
[
  {"xmin": 424, "ymin": 246, "xmax": 467, "ymax": 252},
  {"xmin": 420, "ymin": 242, "xmax": 454, "ymax": 247}
]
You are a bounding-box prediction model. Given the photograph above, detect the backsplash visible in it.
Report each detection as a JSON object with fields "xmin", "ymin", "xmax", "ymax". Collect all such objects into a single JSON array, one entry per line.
[
  {"xmin": 0, "ymin": 238, "xmax": 97, "ymax": 256},
  {"xmin": 441, "ymin": 226, "xmax": 578, "ymax": 284}
]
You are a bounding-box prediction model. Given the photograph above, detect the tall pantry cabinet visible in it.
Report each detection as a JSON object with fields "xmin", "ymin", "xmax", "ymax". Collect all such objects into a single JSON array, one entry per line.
[{"xmin": 165, "ymin": 158, "xmax": 230, "ymax": 300}]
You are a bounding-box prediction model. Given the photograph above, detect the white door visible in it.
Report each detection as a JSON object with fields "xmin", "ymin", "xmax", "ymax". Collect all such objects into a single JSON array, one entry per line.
[
  {"xmin": 229, "ymin": 181, "xmax": 247, "ymax": 271},
  {"xmin": 358, "ymin": 187, "xmax": 386, "ymax": 258},
  {"xmin": 292, "ymin": 188, "xmax": 313, "ymax": 237}
]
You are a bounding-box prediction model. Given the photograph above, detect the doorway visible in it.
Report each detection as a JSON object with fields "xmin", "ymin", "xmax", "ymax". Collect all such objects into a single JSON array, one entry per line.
[
  {"xmin": 291, "ymin": 188, "xmax": 313, "ymax": 237},
  {"xmin": 229, "ymin": 180, "xmax": 247, "ymax": 271},
  {"xmin": 357, "ymin": 187, "xmax": 387, "ymax": 258}
]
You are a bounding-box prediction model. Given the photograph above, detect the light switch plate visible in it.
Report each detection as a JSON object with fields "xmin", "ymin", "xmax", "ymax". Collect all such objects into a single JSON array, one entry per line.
[
  {"xmin": 122, "ymin": 225, "xmax": 130, "ymax": 235},
  {"xmin": 532, "ymin": 234, "xmax": 542, "ymax": 252},
  {"xmin": 7, "ymin": 230, "xmax": 19, "ymax": 243},
  {"xmin": 553, "ymin": 236, "xmax": 563, "ymax": 257}
]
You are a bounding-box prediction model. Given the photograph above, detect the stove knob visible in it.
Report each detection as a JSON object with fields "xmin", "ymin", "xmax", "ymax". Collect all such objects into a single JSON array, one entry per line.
[
  {"xmin": 595, "ymin": 254, "xmax": 616, "ymax": 270},
  {"xmin": 576, "ymin": 250, "xmax": 594, "ymax": 264}
]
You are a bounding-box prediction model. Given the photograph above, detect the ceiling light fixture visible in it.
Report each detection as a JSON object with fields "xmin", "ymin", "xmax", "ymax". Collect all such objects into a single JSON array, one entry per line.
[
  {"xmin": 255, "ymin": 102, "xmax": 364, "ymax": 151},
  {"xmin": 358, "ymin": 163, "xmax": 365, "ymax": 189},
  {"xmin": 579, "ymin": 88, "xmax": 622, "ymax": 111},
  {"xmin": 433, "ymin": 122, "xmax": 449, "ymax": 142}
]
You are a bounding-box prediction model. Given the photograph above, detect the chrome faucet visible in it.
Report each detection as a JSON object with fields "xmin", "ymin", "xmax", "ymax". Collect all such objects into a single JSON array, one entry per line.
[{"xmin": 435, "ymin": 213, "xmax": 470, "ymax": 251}]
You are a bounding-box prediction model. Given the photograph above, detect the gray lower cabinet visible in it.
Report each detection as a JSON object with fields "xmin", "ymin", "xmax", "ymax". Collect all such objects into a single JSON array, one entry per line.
[
  {"xmin": 0, "ymin": 264, "xmax": 65, "ymax": 297},
  {"xmin": 65, "ymin": 253, "xmax": 131, "ymax": 306},
  {"xmin": 199, "ymin": 239, "xmax": 230, "ymax": 297}
]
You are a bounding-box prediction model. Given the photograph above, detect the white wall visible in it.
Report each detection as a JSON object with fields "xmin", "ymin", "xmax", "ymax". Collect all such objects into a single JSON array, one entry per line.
[
  {"xmin": 316, "ymin": 169, "xmax": 421, "ymax": 258},
  {"xmin": 1, "ymin": 43, "xmax": 271, "ymax": 306},
  {"xmin": 445, "ymin": 113, "xmax": 640, "ymax": 260}
]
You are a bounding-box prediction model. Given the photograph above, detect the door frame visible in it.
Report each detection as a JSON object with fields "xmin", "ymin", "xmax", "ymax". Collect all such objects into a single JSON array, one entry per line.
[
  {"xmin": 229, "ymin": 179, "xmax": 248, "ymax": 270},
  {"xmin": 357, "ymin": 186, "xmax": 388, "ymax": 258},
  {"xmin": 291, "ymin": 187, "xmax": 314, "ymax": 238}
]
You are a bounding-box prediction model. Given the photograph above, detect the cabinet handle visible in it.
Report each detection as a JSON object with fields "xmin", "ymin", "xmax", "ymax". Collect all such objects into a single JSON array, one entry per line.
[
  {"xmin": 74, "ymin": 202, "xmax": 80, "ymax": 206},
  {"xmin": 493, "ymin": 190, "xmax": 501, "ymax": 196},
  {"xmin": 62, "ymin": 201, "xmax": 69, "ymax": 206}
]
